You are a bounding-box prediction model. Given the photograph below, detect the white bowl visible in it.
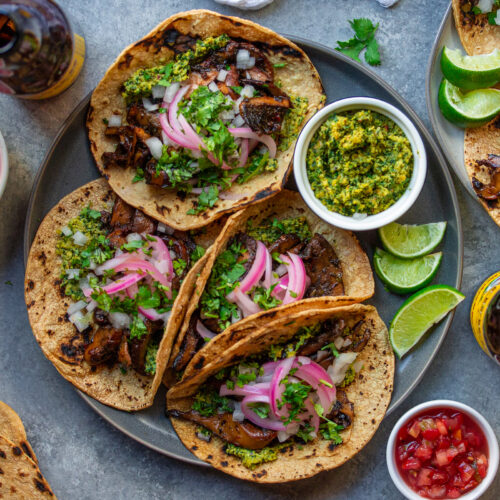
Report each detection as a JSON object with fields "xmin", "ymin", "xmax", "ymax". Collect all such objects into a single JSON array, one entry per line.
[
  {"xmin": 294, "ymin": 97, "xmax": 427, "ymax": 231},
  {"xmin": 386, "ymin": 400, "xmax": 499, "ymax": 500},
  {"xmin": 0, "ymin": 130, "xmax": 8, "ymax": 200}
]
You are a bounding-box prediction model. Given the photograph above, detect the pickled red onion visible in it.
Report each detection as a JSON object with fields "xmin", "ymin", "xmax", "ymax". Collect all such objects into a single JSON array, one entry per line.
[
  {"xmin": 228, "ymin": 127, "xmax": 276, "ymax": 158},
  {"xmin": 196, "ymin": 320, "xmax": 217, "ymax": 339},
  {"xmin": 84, "ymin": 272, "xmax": 144, "ymax": 298}
]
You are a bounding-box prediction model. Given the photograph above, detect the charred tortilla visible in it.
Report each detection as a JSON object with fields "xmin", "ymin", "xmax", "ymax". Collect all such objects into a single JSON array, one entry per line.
[
  {"xmin": 24, "ymin": 178, "xmax": 221, "ymax": 411},
  {"xmin": 464, "ymin": 117, "xmax": 500, "ymax": 225},
  {"xmin": 0, "ymin": 402, "xmax": 37, "ymax": 465},
  {"xmin": 0, "ymin": 435, "xmax": 55, "ymax": 498},
  {"xmin": 452, "ymin": 0, "xmax": 500, "ymax": 55},
  {"xmin": 167, "ymin": 304, "xmax": 394, "ymax": 482},
  {"xmin": 166, "ymin": 189, "xmax": 374, "ymax": 384},
  {"xmin": 87, "ymin": 9, "xmax": 325, "ymax": 230}
]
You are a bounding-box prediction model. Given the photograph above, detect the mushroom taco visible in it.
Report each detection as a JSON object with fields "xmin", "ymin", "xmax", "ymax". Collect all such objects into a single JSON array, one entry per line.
[
  {"xmin": 452, "ymin": 1, "xmax": 500, "ymax": 226},
  {"xmin": 452, "ymin": 0, "xmax": 499, "ymax": 55},
  {"xmin": 166, "ymin": 190, "xmax": 374, "ymax": 385},
  {"xmin": 24, "ymin": 178, "xmax": 223, "ymax": 411},
  {"xmin": 87, "ymin": 9, "xmax": 325, "ymax": 230},
  {"xmin": 167, "ymin": 304, "xmax": 394, "ymax": 482}
]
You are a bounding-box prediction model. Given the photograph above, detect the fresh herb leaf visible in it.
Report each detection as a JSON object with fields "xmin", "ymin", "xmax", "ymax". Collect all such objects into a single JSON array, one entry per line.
[
  {"xmin": 320, "ymin": 422, "xmax": 344, "ymax": 444},
  {"xmin": 4, "ymin": 280, "xmax": 12, "ymax": 286},
  {"xmin": 273, "ymin": 62, "xmax": 286, "ymax": 68},
  {"xmin": 191, "ymin": 245, "xmax": 205, "ymax": 262},
  {"xmin": 132, "ymin": 168, "xmax": 145, "ymax": 183},
  {"xmin": 187, "ymin": 185, "xmax": 220, "ymax": 215},
  {"xmin": 250, "ymin": 402, "xmax": 270, "ymax": 419},
  {"xmin": 130, "ymin": 315, "xmax": 148, "ymax": 340},
  {"xmin": 322, "ymin": 342, "xmax": 339, "ymax": 358},
  {"xmin": 173, "ymin": 258, "xmax": 187, "ymax": 276},
  {"xmin": 335, "ymin": 18, "xmax": 381, "ymax": 66},
  {"xmin": 121, "ymin": 239, "xmax": 146, "ymax": 251},
  {"xmin": 230, "ymin": 85, "xmax": 243, "ymax": 95}
]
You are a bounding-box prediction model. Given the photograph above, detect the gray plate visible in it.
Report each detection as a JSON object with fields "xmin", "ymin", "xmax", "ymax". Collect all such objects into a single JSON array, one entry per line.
[
  {"xmin": 426, "ymin": 3, "xmax": 478, "ymax": 201},
  {"xmin": 24, "ymin": 36, "xmax": 463, "ymax": 467}
]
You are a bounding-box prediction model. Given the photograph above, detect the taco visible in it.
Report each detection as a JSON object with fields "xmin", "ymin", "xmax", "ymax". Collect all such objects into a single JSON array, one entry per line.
[
  {"xmin": 167, "ymin": 304, "xmax": 394, "ymax": 482},
  {"xmin": 0, "ymin": 435, "xmax": 55, "ymax": 498},
  {"xmin": 452, "ymin": 0, "xmax": 500, "ymax": 55},
  {"xmin": 24, "ymin": 178, "xmax": 223, "ymax": 411},
  {"xmin": 464, "ymin": 118, "xmax": 500, "ymax": 226},
  {"xmin": 166, "ymin": 189, "xmax": 374, "ymax": 384},
  {"xmin": 87, "ymin": 9, "xmax": 325, "ymax": 230},
  {"xmin": 0, "ymin": 401, "xmax": 37, "ymax": 464}
]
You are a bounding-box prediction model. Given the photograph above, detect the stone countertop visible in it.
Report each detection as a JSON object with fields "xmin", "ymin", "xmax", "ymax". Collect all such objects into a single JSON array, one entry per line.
[{"xmin": 0, "ymin": 0, "xmax": 499, "ymax": 498}]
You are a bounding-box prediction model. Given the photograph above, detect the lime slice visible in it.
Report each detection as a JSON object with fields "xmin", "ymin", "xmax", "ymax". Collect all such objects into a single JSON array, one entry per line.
[
  {"xmin": 389, "ymin": 285, "xmax": 465, "ymax": 358},
  {"xmin": 378, "ymin": 221, "xmax": 447, "ymax": 259},
  {"xmin": 438, "ymin": 78, "xmax": 500, "ymax": 128},
  {"xmin": 441, "ymin": 47, "xmax": 500, "ymax": 90},
  {"xmin": 373, "ymin": 248, "xmax": 442, "ymax": 294}
]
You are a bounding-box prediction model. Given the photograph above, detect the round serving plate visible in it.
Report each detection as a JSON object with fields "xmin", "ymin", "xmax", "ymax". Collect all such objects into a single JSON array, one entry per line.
[
  {"xmin": 426, "ymin": 3, "xmax": 479, "ymax": 201},
  {"xmin": 24, "ymin": 36, "xmax": 463, "ymax": 466}
]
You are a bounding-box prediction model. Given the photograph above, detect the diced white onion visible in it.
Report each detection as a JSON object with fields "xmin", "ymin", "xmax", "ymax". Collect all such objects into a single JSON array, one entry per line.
[
  {"xmin": 343, "ymin": 338, "xmax": 352, "ymax": 347},
  {"xmin": 86, "ymin": 299, "xmax": 98, "ymax": 313},
  {"xmin": 164, "ymin": 82, "xmax": 180, "ymax": 103},
  {"xmin": 353, "ymin": 360, "xmax": 364, "ymax": 373},
  {"xmin": 159, "ymin": 310, "xmax": 172, "ymax": 324},
  {"xmin": 334, "ymin": 337, "xmax": 344, "ymax": 350},
  {"xmin": 145, "ymin": 137, "xmax": 164, "ymax": 160},
  {"xmin": 109, "ymin": 312, "xmax": 131, "ymax": 329},
  {"xmin": 126, "ymin": 232, "xmax": 142, "ymax": 243},
  {"xmin": 217, "ymin": 69, "xmax": 228, "ymax": 82},
  {"xmin": 88, "ymin": 261, "xmax": 97, "ymax": 270},
  {"xmin": 108, "ymin": 115, "xmax": 122, "ymax": 127},
  {"xmin": 67, "ymin": 300, "xmax": 87, "ymax": 315},
  {"xmin": 496, "ymin": 10, "xmax": 500, "ymax": 24},
  {"xmin": 152, "ymin": 84, "xmax": 166, "ymax": 99},
  {"xmin": 275, "ymin": 264, "xmax": 288, "ymax": 277},
  {"xmin": 231, "ymin": 308, "xmax": 242, "ymax": 324},
  {"xmin": 208, "ymin": 81, "xmax": 219, "ymax": 93},
  {"xmin": 231, "ymin": 114, "xmax": 245, "ymax": 128},
  {"xmin": 65, "ymin": 268, "xmax": 80, "ymax": 280},
  {"xmin": 315, "ymin": 349, "xmax": 329, "ymax": 362},
  {"xmin": 233, "ymin": 96, "xmax": 243, "ymax": 113},
  {"xmin": 157, "ymin": 222, "xmax": 174, "ymax": 235},
  {"xmin": 169, "ymin": 250, "xmax": 176, "ymax": 259},
  {"xmin": 220, "ymin": 109, "xmax": 235, "ymax": 121},
  {"xmin": 72, "ymin": 231, "xmax": 88, "ymax": 246},
  {"xmin": 142, "ymin": 97, "xmax": 159, "ymax": 112},
  {"xmin": 232, "ymin": 402, "xmax": 245, "ymax": 422},
  {"xmin": 196, "ymin": 431, "xmax": 211, "ymax": 442},
  {"xmin": 61, "ymin": 225, "xmax": 72, "ymax": 236},
  {"xmin": 477, "ymin": 0, "xmax": 494, "ymax": 12},
  {"xmin": 327, "ymin": 352, "xmax": 358, "ymax": 386},
  {"xmin": 277, "ymin": 430, "xmax": 295, "ymax": 443},
  {"xmin": 236, "ymin": 49, "xmax": 256, "ymax": 70},
  {"xmin": 240, "ymin": 84, "xmax": 255, "ymax": 99},
  {"xmin": 69, "ymin": 311, "xmax": 92, "ymax": 332}
]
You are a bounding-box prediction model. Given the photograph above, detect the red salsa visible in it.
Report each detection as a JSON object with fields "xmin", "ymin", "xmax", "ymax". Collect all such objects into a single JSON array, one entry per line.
[{"xmin": 395, "ymin": 408, "xmax": 489, "ymax": 499}]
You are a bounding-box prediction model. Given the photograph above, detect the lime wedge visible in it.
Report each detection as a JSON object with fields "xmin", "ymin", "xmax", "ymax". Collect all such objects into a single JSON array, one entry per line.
[
  {"xmin": 378, "ymin": 221, "xmax": 447, "ymax": 259},
  {"xmin": 438, "ymin": 78, "xmax": 500, "ymax": 128},
  {"xmin": 373, "ymin": 248, "xmax": 442, "ymax": 294},
  {"xmin": 441, "ymin": 47, "xmax": 500, "ymax": 90},
  {"xmin": 389, "ymin": 285, "xmax": 465, "ymax": 358}
]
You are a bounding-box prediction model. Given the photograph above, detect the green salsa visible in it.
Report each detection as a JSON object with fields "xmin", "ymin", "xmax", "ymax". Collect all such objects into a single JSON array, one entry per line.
[
  {"xmin": 306, "ymin": 109, "xmax": 413, "ymax": 216},
  {"xmin": 278, "ymin": 96, "xmax": 309, "ymax": 152},
  {"xmin": 122, "ymin": 35, "xmax": 230, "ymax": 101},
  {"xmin": 246, "ymin": 216, "xmax": 311, "ymax": 245},
  {"xmin": 225, "ymin": 442, "xmax": 289, "ymax": 470}
]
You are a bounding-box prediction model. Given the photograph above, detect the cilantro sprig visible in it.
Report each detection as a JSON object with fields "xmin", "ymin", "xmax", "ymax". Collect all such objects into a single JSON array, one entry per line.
[{"xmin": 335, "ymin": 18, "xmax": 381, "ymax": 66}]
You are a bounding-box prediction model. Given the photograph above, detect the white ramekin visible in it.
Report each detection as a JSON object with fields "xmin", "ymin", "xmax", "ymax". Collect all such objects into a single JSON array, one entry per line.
[
  {"xmin": 0, "ymin": 130, "xmax": 8, "ymax": 200},
  {"xmin": 294, "ymin": 97, "xmax": 427, "ymax": 231},
  {"xmin": 386, "ymin": 400, "xmax": 499, "ymax": 500}
]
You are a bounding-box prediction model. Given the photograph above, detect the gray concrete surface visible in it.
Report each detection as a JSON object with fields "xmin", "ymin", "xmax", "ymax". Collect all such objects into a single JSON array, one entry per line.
[{"xmin": 0, "ymin": 0, "xmax": 499, "ymax": 498}]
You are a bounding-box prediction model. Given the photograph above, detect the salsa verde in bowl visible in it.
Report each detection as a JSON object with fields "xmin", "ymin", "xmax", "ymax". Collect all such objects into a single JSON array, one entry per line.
[{"xmin": 294, "ymin": 97, "xmax": 427, "ymax": 231}]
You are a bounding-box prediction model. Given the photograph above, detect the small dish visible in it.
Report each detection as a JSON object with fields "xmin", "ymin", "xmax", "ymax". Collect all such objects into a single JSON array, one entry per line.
[
  {"xmin": 294, "ymin": 97, "xmax": 427, "ymax": 231},
  {"xmin": 0, "ymin": 129, "xmax": 8, "ymax": 200},
  {"xmin": 386, "ymin": 400, "xmax": 499, "ymax": 500}
]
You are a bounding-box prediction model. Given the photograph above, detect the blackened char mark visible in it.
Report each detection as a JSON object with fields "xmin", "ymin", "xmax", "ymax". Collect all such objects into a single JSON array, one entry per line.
[
  {"xmin": 301, "ymin": 234, "xmax": 344, "ymax": 298},
  {"xmin": 297, "ymin": 319, "xmax": 345, "ymax": 357}
]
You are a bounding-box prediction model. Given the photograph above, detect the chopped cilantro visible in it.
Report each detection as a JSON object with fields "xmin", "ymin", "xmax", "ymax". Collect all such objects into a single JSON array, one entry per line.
[
  {"xmin": 4, "ymin": 280, "xmax": 12, "ymax": 286},
  {"xmin": 322, "ymin": 342, "xmax": 339, "ymax": 358},
  {"xmin": 173, "ymin": 258, "xmax": 187, "ymax": 276},
  {"xmin": 249, "ymin": 402, "xmax": 270, "ymax": 419},
  {"xmin": 121, "ymin": 239, "xmax": 146, "ymax": 251},
  {"xmin": 335, "ymin": 18, "xmax": 381, "ymax": 66},
  {"xmin": 277, "ymin": 380, "xmax": 311, "ymax": 425},
  {"xmin": 320, "ymin": 422, "xmax": 344, "ymax": 444},
  {"xmin": 191, "ymin": 245, "xmax": 205, "ymax": 262},
  {"xmin": 273, "ymin": 62, "xmax": 286, "ymax": 68},
  {"xmin": 132, "ymin": 168, "xmax": 144, "ymax": 183},
  {"xmin": 192, "ymin": 388, "xmax": 233, "ymax": 417},
  {"xmin": 144, "ymin": 342, "xmax": 158, "ymax": 375},
  {"xmin": 230, "ymin": 85, "xmax": 243, "ymax": 95},
  {"xmin": 187, "ymin": 185, "xmax": 220, "ymax": 215},
  {"xmin": 130, "ymin": 315, "xmax": 148, "ymax": 340}
]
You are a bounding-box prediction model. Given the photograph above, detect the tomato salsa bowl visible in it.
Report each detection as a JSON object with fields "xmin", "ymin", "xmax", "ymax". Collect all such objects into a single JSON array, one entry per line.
[
  {"xmin": 386, "ymin": 400, "xmax": 499, "ymax": 500},
  {"xmin": 294, "ymin": 97, "xmax": 426, "ymax": 231}
]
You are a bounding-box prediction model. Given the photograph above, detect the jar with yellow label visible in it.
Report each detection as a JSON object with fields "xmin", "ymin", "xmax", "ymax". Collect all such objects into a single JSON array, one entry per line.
[
  {"xmin": 0, "ymin": 0, "xmax": 85, "ymax": 99},
  {"xmin": 470, "ymin": 271, "xmax": 500, "ymax": 366}
]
